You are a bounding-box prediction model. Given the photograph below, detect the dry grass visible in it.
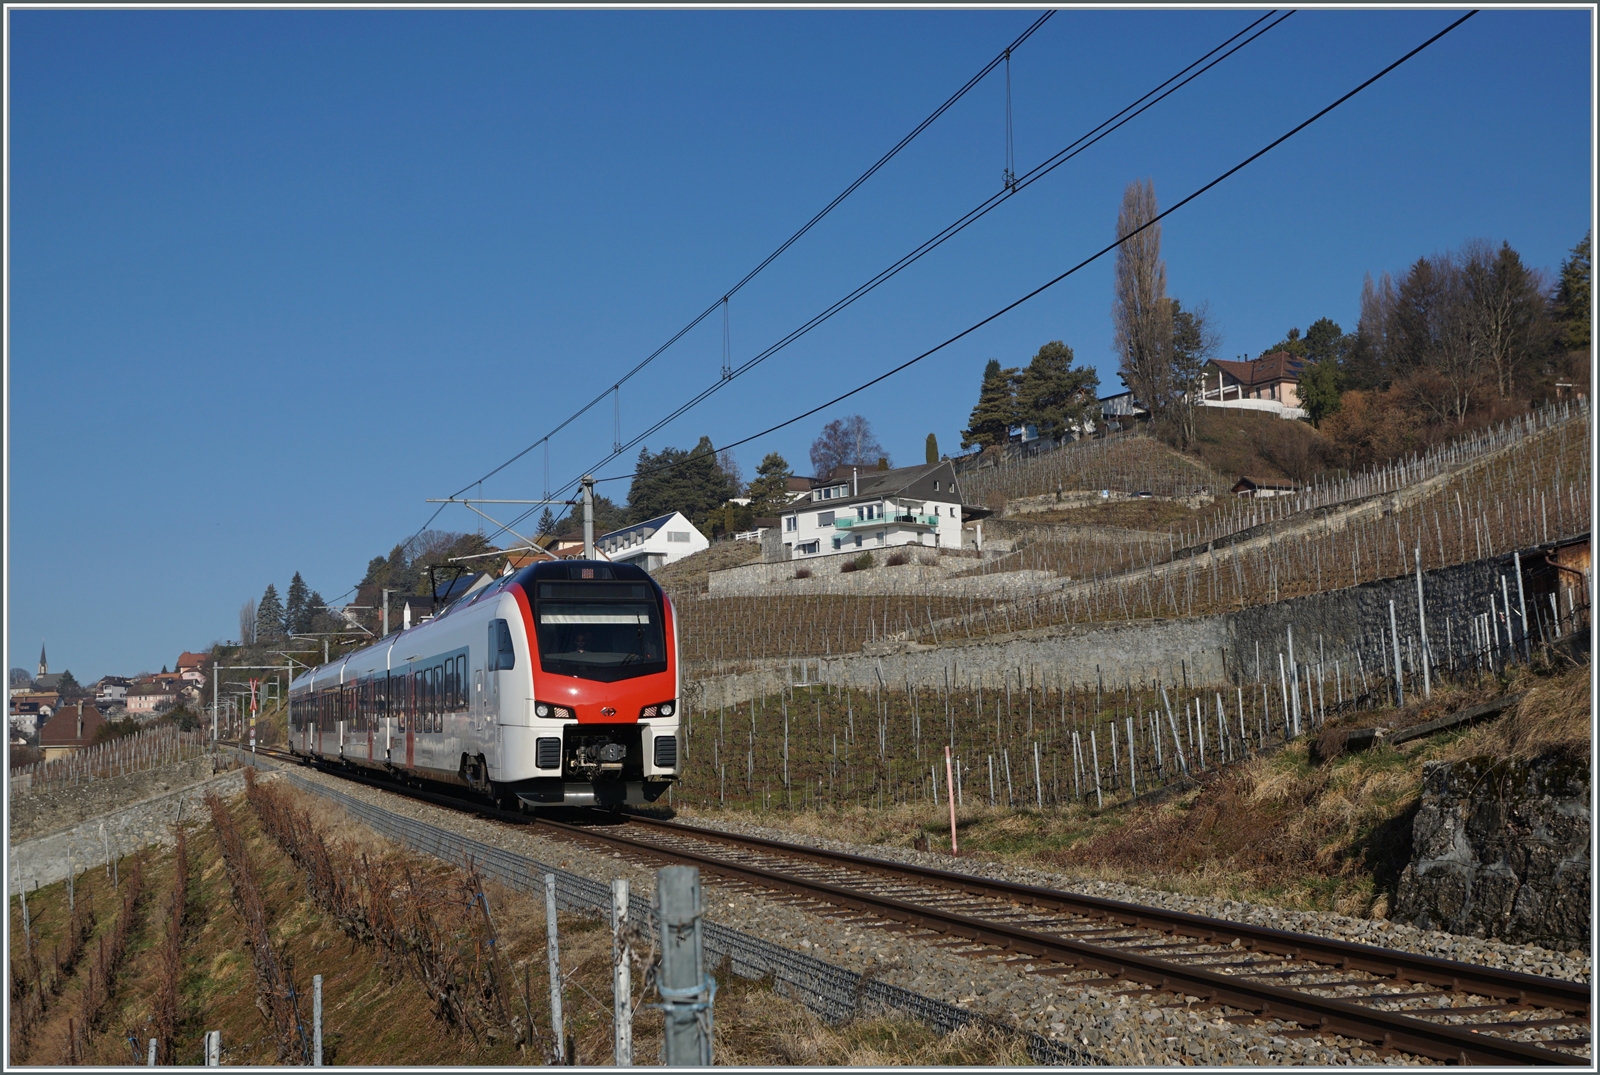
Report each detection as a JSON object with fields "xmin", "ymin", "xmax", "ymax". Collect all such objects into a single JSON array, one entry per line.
[
  {"xmin": 679, "ymin": 665, "xmax": 1590, "ymax": 921},
  {"xmin": 654, "ymin": 539, "xmax": 763, "ymax": 596}
]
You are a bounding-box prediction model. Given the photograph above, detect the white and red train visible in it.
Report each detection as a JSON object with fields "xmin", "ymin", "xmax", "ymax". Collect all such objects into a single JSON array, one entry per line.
[{"xmin": 288, "ymin": 559, "xmax": 681, "ymax": 809}]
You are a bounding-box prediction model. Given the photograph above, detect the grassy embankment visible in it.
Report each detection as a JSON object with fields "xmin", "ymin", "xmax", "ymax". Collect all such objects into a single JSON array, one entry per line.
[{"xmin": 672, "ymin": 663, "xmax": 1589, "ymax": 920}]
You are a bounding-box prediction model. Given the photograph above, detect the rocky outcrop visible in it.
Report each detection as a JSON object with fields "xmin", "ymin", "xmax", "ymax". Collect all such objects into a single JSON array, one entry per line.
[{"xmin": 1395, "ymin": 753, "xmax": 1589, "ymax": 951}]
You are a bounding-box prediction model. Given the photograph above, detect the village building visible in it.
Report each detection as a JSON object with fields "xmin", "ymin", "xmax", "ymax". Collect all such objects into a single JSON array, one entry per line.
[
  {"xmin": 773, "ymin": 460, "xmax": 980, "ymax": 560},
  {"xmin": 38, "ymin": 700, "xmax": 105, "ymax": 761},
  {"xmin": 1231, "ymin": 476, "xmax": 1298, "ymax": 498},
  {"xmin": 9, "ymin": 691, "xmax": 59, "ymax": 736},
  {"xmin": 1201, "ymin": 352, "xmax": 1308, "ymax": 419},
  {"xmin": 93, "ymin": 676, "xmax": 130, "ymax": 706},
  {"xmin": 595, "ymin": 512, "xmax": 709, "ymax": 573},
  {"xmin": 126, "ymin": 682, "xmax": 178, "ymax": 716}
]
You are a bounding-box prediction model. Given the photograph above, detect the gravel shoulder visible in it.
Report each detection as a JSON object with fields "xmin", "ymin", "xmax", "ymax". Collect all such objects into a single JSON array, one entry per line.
[{"xmin": 665, "ymin": 810, "xmax": 1592, "ymax": 984}]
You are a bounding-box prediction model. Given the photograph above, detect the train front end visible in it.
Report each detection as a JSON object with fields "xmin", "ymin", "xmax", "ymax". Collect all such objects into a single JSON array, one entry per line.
[{"xmin": 500, "ymin": 560, "xmax": 681, "ymax": 808}]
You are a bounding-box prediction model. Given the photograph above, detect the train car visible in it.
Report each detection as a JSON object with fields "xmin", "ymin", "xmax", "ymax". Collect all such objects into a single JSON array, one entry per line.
[{"xmin": 288, "ymin": 559, "xmax": 681, "ymax": 809}]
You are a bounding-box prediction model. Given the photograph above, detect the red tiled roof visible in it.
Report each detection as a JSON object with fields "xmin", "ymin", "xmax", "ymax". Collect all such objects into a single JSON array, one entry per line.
[
  {"xmin": 39, "ymin": 701, "xmax": 105, "ymax": 747},
  {"xmin": 1208, "ymin": 351, "xmax": 1303, "ymax": 387},
  {"xmin": 176, "ymin": 651, "xmax": 209, "ymax": 670}
]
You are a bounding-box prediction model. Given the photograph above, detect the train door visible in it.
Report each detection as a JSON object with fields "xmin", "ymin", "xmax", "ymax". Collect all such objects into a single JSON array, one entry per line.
[{"xmin": 405, "ymin": 667, "xmax": 416, "ymax": 769}]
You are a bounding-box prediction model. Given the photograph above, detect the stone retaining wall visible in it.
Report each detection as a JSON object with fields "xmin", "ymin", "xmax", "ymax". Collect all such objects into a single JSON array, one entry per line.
[
  {"xmin": 685, "ymin": 550, "xmax": 1544, "ymax": 708},
  {"xmin": 8, "ymin": 764, "xmax": 251, "ymax": 894}
]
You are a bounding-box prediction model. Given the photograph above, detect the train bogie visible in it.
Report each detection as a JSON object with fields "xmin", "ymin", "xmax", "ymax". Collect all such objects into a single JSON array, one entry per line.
[{"xmin": 288, "ymin": 559, "xmax": 681, "ymax": 808}]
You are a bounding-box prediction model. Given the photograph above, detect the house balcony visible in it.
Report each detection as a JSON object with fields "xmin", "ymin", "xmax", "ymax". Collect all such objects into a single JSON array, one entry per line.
[{"xmin": 834, "ymin": 513, "xmax": 940, "ymax": 530}]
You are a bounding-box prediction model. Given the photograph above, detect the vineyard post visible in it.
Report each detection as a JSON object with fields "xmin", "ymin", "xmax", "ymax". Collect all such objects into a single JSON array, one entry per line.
[
  {"xmin": 545, "ymin": 874, "xmax": 565, "ymax": 1064},
  {"xmin": 945, "ymin": 746, "xmax": 959, "ymax": 854},
  {"xmin": 1089, "ymin": 730, "xmax": 1102, "ymax": 809},
  {"xmin": 1389, "ymin": 600, "xmax": 1405, "ymax": 706},
  {"xmin": 312, "ymin": 975, "xmax": 322, "ymax": 1066},
  {"xmin": 611, "ymin": 879, "xmax": 632, "ymax": 1066},
  {"xmin": 1415, "ymin": 549, "xmax": 1431, "ymax": 698}
]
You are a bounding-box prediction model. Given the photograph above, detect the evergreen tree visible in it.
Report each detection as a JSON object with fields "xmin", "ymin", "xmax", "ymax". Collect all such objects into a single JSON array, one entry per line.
[
  {"xmin": 285, "ymin": 571, "xmax": 312, "ymax": 635},
  {"xmin": 1259, "ymin": 325, "xmax": 1308, "ymax": 358},
  {"xmin": 1299, "ymin": 356, "xmax": 1343, "ymax": 427},
  {"xmin": 1170, "ymin": 300, "xmax": 1219, "ymax": 448},
  {"xmin": 961, "ymin": 359, "xmax": 1019, "ymax": 450},
  {"xmin": 256, "ymin": 583, "xmax": 286, "ymax": 641},
  {"xmin": 56, "ymin": 670, "xmax": 86, "ymax": 700},
  {"xmin": 1302, "ymin": 317, "xmax": 1352, "ymax": 366},
  {"xmin": 925, "ymin": 433, "xmax": 938, "ymax": 464},
  {"xmin": 537, "ymin": 507, "xmax": 558, "ymax": 536},
  {"xmin": 626, "ymin": 436, "xmax": 738, "ymax": 528},
  {"xmin": 744, "ymin": 452, "xmax": 794, "ymax": 518},
  {"xmin": 1015, "ymin": 341, "xmax": 1100, "ymax": 440},
  {"xmin": 1552, "ymin": 230, "xmax": 1591, "ymax": 354}
]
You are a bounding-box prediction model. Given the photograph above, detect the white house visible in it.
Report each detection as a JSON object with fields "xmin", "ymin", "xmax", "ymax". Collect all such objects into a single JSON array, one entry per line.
[
  {"xmin": 595, "ymin": 512, "xmax": 709, "ymax": 573},
  {"xmin": 776, "ymin": 461, "xmax": 972, "ymax": 559}
]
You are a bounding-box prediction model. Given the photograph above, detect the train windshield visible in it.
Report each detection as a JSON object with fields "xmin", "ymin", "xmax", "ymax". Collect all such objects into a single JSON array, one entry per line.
[{"xmin": 533, "ymin": 582, "xmax": 666, "ymax": 682}]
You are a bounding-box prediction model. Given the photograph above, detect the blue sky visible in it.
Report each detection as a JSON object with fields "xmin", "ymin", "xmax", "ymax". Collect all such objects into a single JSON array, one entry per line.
[{"xmin": 6, "ymin": 8, "xmax": 1592, "ymax": 682}]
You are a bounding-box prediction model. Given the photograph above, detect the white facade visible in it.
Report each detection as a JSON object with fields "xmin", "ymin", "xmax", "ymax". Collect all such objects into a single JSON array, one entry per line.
[
  {"xmin": 596, "ymin": 512, "xmax": 709, "ymax": 573},
  {"xmin": 777, "ymin": 461, "xmax": 965, "ymax": 559}
]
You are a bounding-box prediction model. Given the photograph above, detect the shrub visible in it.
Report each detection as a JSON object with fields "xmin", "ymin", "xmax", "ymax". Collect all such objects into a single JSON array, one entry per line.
[
  {"xmin": 839, "ymin": 559, "xmax": 858, "ymax": 573},
  {"xmin": 793, "ymin": 567, "xmax": 813, "ymax": 579},
  {"xmin": 845, "ymin": 552, "xmax": 875, "ymax": 572},
  {"xmin": 885, "ymin": 550, "xmax": 909, "ymax": 567}
]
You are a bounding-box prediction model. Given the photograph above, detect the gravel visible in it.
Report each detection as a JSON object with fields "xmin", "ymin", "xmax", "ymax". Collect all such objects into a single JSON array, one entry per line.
[{"xmin": 264, "ymin": 764, "xmax": 1584, "ymax": 1065}]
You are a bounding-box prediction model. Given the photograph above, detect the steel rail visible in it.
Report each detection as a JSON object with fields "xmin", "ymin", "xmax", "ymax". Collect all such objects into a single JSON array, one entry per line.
[
  {"xmin": 531, "ymin": 814, "xmax": 1584, "ymax": 1066},
  {"xmin": 615, "ymin": 815, "xmax": 1590, "ymax": 1016},
  {"xmin": 259, "ymin": 748, "xmax": 1589, "ymax": 1065}
]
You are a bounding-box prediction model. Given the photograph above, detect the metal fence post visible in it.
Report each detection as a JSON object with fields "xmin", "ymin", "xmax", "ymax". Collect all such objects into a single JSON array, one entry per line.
[
  {"xmin": 204, "ymin": 1030, "xmax": 220, "ymax": 1066},
  {"xmin": 313, "ymin": 974, "xmax": 323, "ymax": 1066},
  {"xmin": 655, "ymin": 865, "xmax": 713, "ymax": 1065},
  {"xmin": 545, "ymin": 873, "xmax": 565, "ymax": 1063},
  {"xmin": 148, "ymin": 1038, "xmax": 157, "ymax": 1065},
  {"xmin": 612, "ymin": 878, "xmax": 632, "ymax": 1067}
]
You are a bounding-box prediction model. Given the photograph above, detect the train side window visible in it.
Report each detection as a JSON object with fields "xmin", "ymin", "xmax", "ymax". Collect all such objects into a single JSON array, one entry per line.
[{"xmin": 490, "ymin": 620, "xmax": 515, "ymax": 671}]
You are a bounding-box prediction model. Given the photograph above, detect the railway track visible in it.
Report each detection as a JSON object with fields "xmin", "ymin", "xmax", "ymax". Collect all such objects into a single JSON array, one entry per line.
[{"xmin": 247, "ymin": 745, "xmax": 1591, "ymax": 1065}]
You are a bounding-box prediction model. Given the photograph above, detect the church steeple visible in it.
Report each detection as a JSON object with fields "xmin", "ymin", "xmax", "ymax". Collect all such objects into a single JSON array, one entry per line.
[{"xmin": 37, "ymin": 641, "xmax": 47, "ymax": 679}]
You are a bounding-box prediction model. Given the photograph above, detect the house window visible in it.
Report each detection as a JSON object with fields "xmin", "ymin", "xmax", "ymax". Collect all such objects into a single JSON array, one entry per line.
[
  {"xmin": 817, "ymin": 511, "xmax": 834, "ymax": 526},
  {"xmin": 933, "ymin": 481, "xmax": 940, "ymax": 491},
  {"xmin": 798, "ymin": 540, "xmax": 819, "ymax": 555},
  {"xmin": 785, "ymin": 516, "xmax": 797, "ymax": 532},
  {"xmin": 832, "ymin": 536, "xmax": 843, "ymax": 550},
  {"xmin": 876, "ymin": 531, "xmax": 885, "ymax": 545},
  {"xmin": 854, "ymin": 534, "xmax": 862, "ymax": 547},
  {"xmin": 667, "ymin": 531, "xmax": 690, "ymax": 542}
]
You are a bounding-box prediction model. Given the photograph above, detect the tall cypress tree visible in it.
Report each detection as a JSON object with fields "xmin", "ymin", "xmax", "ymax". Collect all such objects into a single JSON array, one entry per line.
[{"xmin": 925, "ymin": 433, "xmax": 939, "ymax": 464}]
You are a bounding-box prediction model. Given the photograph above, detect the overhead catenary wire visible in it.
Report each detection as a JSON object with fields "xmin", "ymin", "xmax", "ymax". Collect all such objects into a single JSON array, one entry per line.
[
  {"xmin": 566, "ymin": 10, "xmax": 1478, "ymax": 498},
  {"xmin": 473, "ymin": 11, "xmax": 1294, "ymax": 545},
  {"xmin": 400, "ymin": 11, "xmax": 1057, "ymax": 550}
]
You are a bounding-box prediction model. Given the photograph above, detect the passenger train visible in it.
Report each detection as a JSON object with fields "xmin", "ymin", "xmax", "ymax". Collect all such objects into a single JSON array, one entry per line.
[{"xmin": 288, "ymin": 559, "xmax": 680, "ymax": 809}]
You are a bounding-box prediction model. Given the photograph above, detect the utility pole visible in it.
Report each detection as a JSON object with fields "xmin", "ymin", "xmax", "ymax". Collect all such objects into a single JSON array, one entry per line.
[
  {"xmin": 382, "ymin": 588, "xmax": 393, "ymax": 638},
  {"xmin": 582, "ymin": 476, "xmax": 596, "ymax": 559},
  {"xmin": 611, "ymin": 879, "xmax": 632, "ymax": 1066},
  {"xmin": 249, "ymin": 678, "xmax": 259, "ymax": 754}
]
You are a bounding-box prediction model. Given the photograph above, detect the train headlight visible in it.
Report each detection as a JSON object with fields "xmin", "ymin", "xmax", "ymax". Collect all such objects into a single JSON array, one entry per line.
[
  {"xmin": 659, "ymin": 702, "xmax": 674, "ymax": 717},
  {"xmin": 640, "ymin": 700, "xmax": 676, "ymax": 719},
  {"xmin": 535, "ymin": 703, "xmax": 550, "ymax": 718},
  {"xmin": 533, "ymin": 701, "xmax": 572, "ymax": 720}
]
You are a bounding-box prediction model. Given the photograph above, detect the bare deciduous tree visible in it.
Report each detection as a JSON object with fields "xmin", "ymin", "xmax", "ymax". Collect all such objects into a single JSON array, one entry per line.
[
  {"xmin": 239, "ymin": 598, "xmax": 257, "ymax": 646},
  {"xmin": 1111, "ymin": 178, "xmax": 1173, "ymax": 428},
  {"xmin": 809, "ymin": 415, "xmax": 888, "ymax": 478}
]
